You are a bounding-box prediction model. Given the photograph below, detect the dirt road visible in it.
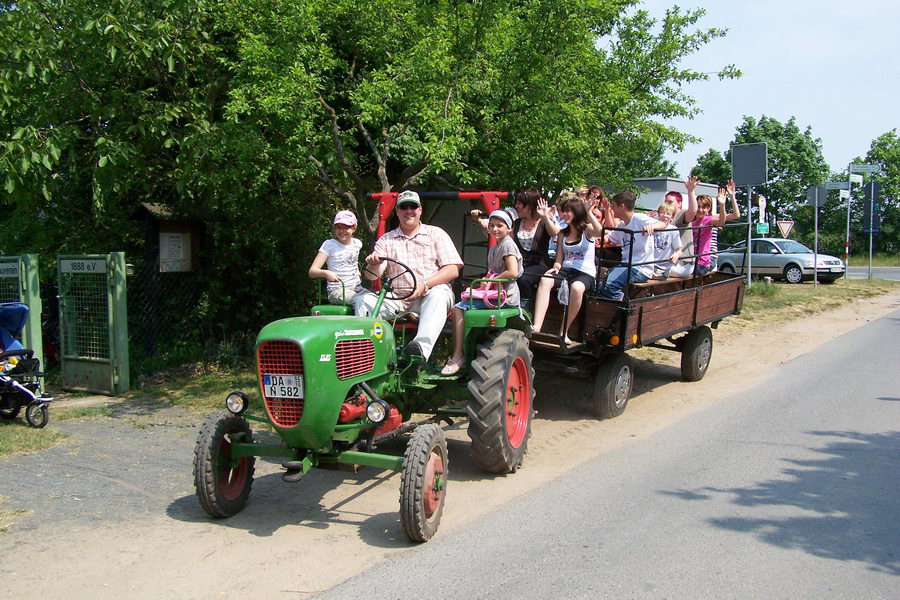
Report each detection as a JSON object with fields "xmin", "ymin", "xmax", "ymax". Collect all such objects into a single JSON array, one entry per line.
[{"xmin": 3, "ymin": 293, "xmax": 898, "ymax": 599}]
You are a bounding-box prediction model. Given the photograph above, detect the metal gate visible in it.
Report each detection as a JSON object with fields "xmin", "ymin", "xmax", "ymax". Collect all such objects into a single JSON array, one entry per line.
[
  {"xmin": 58, "ymin": 253, "xmax": 130, "ymax": 395},
  {"xmin": 0, "ymin": 254, "xmax": 43, "ymax": 367}
]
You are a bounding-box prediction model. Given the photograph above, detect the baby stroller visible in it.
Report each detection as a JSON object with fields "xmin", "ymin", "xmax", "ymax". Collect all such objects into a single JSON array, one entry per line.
[{"xmin": 0, "ymin": 302, "xmax": 53, "ymax": 428}]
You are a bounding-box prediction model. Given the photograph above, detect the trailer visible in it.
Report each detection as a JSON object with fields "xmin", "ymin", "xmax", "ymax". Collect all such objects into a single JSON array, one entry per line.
[{"xmin": 529, "ymin": 270, "xmax": 745, "ymax": 418}]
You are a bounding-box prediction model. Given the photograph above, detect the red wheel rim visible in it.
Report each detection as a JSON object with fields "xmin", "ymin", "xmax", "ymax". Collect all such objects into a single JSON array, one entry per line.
[
  {"xmin": 505, "ymin": 355, "xmax": 531, "ymax": 448},
  {"xmin": 217, "ymin": 429, "xmax": 249, "ymax": 501},
  {"xmin": 422, "ymin": 451, "xmax": 445, "ymax": 518}
]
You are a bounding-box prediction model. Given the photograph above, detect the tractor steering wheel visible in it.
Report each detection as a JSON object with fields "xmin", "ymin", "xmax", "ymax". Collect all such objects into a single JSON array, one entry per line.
[{"xmin": 364, "ymin": 257, "xmax": 417, "ymax": 301}]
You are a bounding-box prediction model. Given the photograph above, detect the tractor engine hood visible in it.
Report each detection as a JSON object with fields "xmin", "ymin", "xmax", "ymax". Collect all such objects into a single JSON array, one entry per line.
[{"xmin": 254, "ymin": 315, "xmax": 396, "ymax": 449}]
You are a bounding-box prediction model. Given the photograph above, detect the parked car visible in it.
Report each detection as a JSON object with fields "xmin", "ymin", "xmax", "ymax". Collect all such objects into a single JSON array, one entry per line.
[{"xmin": 717, "ymin": 238, "xmax": 845, "ymax": 283}]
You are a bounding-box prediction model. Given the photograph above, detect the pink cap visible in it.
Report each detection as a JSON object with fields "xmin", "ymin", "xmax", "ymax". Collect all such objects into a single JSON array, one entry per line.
[{"xmin": 333, "ymin": 210, "xmax": 357, "ymax": 227}]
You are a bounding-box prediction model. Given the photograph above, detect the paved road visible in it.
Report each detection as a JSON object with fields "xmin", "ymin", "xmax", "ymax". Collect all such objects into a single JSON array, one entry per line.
[
  {"xmin": 316, "ymin": 307, "xmax": 900, "ymax": 599},
  {"xmin": 846, "ymin": 266, "xmax": 900, "ymax": 281}
]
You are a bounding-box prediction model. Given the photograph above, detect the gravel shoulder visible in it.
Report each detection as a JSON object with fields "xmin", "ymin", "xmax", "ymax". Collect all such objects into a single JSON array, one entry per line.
[{"xmin": 2, "ymin": 292, "xmax": 898, "ymax": 599}]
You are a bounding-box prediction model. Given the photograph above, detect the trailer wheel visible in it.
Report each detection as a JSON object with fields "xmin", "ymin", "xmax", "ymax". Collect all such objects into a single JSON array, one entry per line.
[
  {"xmin": 25, "ymin": 402, "xmax": 49, "ymax": 428},
  {"xmin": 193, "ymin": 410, "xmax": 255, "ymax": 518},
  {"xmin": 467, "ymin": 330, "xmax": 535, "ymax": 474},
  {"xmin": 592, "ymin": 354, "xmax": 633, "ymax": 419},
  {"xmin": 400, "ymin": 424, "xmax": 448, "ymax": 542},
  {"xmin": 680, "ymin": 326, "xmax": 713, "ymax": 381}
]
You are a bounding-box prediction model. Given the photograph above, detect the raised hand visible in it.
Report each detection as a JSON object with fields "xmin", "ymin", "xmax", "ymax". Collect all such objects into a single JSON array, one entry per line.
[
  {"xmin": 726, "ymin": 179, "xmax": 737, "ymax": 197},
  {"xmin": 536, "ymin": 197, "xmax": 549, "ymax": 219},
  {"xmin": 685, "ymin": 175, "xmax": 699, "ymax": 193}
]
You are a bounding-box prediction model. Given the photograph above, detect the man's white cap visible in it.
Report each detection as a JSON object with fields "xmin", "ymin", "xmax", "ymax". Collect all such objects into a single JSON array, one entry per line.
[{"xmin": 396, "ymin": 190, "xmax": 421, "ymax": 207}]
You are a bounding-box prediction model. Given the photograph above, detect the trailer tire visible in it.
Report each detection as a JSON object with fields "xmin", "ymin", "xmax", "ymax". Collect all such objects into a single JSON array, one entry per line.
[
  {"xmin": 680, "ymin": 326, "xmax": 713, "ymax": 382},
  {"xmin": 467, "ymin": 330, "xmax": 534, "ymax": 474},
  {"xmin": 400, "ymin": 424, "xmax": 448, "ymax": 542},
  {"xmin": 194, "ymin": 410, "xmax": 255, "ymax": 518},
  {"xmin": 592, "ymin": 354, "xmax": 633, "ymax": 419}
]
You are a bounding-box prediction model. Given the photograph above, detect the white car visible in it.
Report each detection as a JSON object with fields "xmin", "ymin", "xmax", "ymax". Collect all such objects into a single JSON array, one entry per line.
[{"xmin": 717, "ymin": 238, "xmax": 845, "ymax": 283}]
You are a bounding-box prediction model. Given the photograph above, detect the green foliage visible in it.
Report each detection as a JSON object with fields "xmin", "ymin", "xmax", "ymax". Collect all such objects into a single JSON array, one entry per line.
[
  {"xmin": 1, "ymin": 0, "xmax": 740, "ymax": 369},
  {"xmin": 218, "ymin": 0, "xmax": 738, "ymax": 228},
  {"xmin": 691, "ymin": 115, "xmax": 831, "ymax": 250},
  {"xmin": 858, "ymin": 130, "xmax": 899, "ymax": 254}
]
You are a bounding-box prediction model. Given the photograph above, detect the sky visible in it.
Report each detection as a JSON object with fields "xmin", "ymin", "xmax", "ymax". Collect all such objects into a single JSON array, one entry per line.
[{"xmin": 634, "ymin": 0, "xmax": 899, "ymax": 178}]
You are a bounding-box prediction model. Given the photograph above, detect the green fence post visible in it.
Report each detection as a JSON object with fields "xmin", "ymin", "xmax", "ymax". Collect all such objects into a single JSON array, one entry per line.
[
  {"xmin": 19, "ymin": 254, "xmax": 44, "ymax": 368},
  {"xmin": 110, "ymin": 252, "xmax": 130, "ymax": 394}
]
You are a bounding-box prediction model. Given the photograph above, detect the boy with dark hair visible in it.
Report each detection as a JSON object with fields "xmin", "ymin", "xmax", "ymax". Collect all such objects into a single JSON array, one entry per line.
[{"xmin": 600, "ymin": 190, "xmax": 667, "ymax": 301}]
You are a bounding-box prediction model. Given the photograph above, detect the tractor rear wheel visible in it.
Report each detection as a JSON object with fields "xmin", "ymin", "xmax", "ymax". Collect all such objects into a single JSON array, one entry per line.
[
  {"xmin": 680, "ymin": 326, "xmax": 713, "ymax": 381},
  {"xmin": 592, "ymin": 354, "xmax": 633, "ymax": 419},
  {"xmin": 467, "ymin": 330, "xmax": 535, "ymax": 474},
  {"xmin": 400, "ymin": 424, "xmax": 448, "ymax": 542},
  {"xmin": 193, "ymin": 410, "xmax": 255, "ymax": 518}
]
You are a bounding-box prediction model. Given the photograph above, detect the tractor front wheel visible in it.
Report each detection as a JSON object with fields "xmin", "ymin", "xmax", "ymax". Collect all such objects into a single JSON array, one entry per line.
[
  {"xmin": 467, "ymin": 330, "xmax": 535, "ymax": 474},
  {"xmin": 400, "ymin": 424, "xmax": 448, "ymax": 542},
  {"xmin": 193, "ymin": 410, "xmax": 255, "ymax": 518}
]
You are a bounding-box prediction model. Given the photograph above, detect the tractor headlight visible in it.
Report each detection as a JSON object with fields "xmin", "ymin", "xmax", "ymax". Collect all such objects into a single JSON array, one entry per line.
[
  {"xmin": 225, "ymin": 391, "xmax": 249, "ymax": 415},
  {"xmin": 366, "ymin": 398, "xmax": 390, "ymax": 424}
]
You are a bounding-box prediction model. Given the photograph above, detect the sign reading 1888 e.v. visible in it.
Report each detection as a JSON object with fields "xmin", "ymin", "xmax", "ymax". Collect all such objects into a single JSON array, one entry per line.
[{"xmin": 60, "ymin": 259, "xmax": 107, "ymax": 274}]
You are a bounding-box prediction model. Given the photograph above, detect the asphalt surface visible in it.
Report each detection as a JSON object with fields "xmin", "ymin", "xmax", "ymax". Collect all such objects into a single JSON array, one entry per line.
[{"xmin": 314, "ymin": 307, "xmax": 900, "ymax": 599}]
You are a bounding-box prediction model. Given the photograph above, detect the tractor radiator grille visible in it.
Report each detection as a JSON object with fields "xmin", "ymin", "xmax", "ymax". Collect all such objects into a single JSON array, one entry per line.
[
  {"xmin": 257, "ymin": 340, "xmax": 304, "ymax": 427},
  {"xmin": 335, "ymin": 339, "xmax": 375, "ymax": 380}
]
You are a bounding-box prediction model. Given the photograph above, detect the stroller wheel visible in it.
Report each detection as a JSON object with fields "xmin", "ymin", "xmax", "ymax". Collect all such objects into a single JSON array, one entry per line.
[{"xmin": 25, "ymin": 402, "xmax": 49, "ymax": 428}]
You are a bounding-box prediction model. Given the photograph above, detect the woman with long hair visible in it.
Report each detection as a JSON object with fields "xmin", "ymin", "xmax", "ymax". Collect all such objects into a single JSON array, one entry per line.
[{"xmin": 531, "ymin": 196, "xmax": 604, "ymax": 344}]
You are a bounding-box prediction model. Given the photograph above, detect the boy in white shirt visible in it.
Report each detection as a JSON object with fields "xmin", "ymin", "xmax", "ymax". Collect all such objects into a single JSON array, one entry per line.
[
  {"xmin": 308, "ymin": 210, "xmax": 374, "ymax": 311},
  {"xmin": 600, "ymin": 190, "xmax": 666, "ymax": 301}
]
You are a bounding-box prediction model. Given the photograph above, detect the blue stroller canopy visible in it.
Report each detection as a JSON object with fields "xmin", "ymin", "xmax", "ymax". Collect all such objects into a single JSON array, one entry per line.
[{"xmin": 0, "ymin": 302, "xmax": 29, "ymax": 352}]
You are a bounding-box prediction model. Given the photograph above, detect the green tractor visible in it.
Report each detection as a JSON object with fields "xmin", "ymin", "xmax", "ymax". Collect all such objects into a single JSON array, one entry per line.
[{"xmin": 193, "ymin": 191, "xmax": 534, "ymax": 542}]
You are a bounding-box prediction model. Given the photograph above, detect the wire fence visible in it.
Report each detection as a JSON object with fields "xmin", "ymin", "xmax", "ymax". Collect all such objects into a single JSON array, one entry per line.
[{"xmin": 126, "ymin": 257, "xmax": 205, "ymax": 374}]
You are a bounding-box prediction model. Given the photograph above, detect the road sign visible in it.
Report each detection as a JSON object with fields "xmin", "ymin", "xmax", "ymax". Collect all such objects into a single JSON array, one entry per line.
[
  {"xmin": 807, "ymin": 185, "xmax": 827, "ymax": 207},
  {"xmin": 850, "ymin": 163, "xmax": 882, "ymax": 174},
  {"xmin": 839, "ymin": 189, "xmax": 850, "ymax": 200},
  {"xmin": 863, "ymin": 180, "xmax": 882, "ymax": 201},
  {"xmin": 756, "ymin": 223, "xmax": 769, "ymax": 234},
  {"xmin": 863, "ymin": 228, "xmax": 882, "ymax": 234},
  {"xmin": 824, "ymin": 181, "xmax": 849, "ymax": 190},
  {"xmin": 732, "ymin": 143, "xmax": 768, "ymax": 186},
  {"xmin": 849, "ymin": 173, "xmax": 864, "ymax": 184},
  {"xmin": 777, "ymin": 220, "xmax": 794, "ymax": 238}
]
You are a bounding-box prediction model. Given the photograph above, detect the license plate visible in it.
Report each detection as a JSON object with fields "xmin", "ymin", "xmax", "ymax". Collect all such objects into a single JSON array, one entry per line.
[
  {"xmin": 263, "ymin": 374, "xmax": 303, "ymax": 399},
  {"xmin": 830, "ymin": 267, "xmax": 842, "ymax": 273}
]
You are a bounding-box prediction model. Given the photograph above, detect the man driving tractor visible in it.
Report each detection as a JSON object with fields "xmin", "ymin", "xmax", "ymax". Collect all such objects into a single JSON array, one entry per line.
[{"xmin": 358, "ymin": 190, "xmax": 464, "ymax": 364}]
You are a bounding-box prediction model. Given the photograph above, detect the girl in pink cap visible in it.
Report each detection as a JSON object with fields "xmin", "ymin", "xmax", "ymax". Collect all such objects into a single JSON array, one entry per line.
[{"xmin": 309, "ymin": 210, "xmax": 374, "ymax": 309}]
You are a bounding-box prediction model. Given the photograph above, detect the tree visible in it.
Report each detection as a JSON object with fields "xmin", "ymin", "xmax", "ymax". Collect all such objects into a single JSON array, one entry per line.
[
  {"xmin": 690, "ymin": 115, "xmax": 830, "ymax": 249},
  {"xmin": 856, "ymin": 130, "xmax": 899, "ymax": 255},
  {"xmin": 217, "ymin": 0, "xmax": 738, "ymax": 230}
]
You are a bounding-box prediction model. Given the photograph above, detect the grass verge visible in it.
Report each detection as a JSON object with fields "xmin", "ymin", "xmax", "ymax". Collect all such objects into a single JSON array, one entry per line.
[
  {"xmin": 0, "ymin": 421, "xmax": 68, "ymax": 456},
  {"xmin": 847, "ymin": 252, "xmax": 900, "ymax": 267},
  {"xmin": 731, "ymin": 277, "xmax": 900, "ymax": 330},
  {"xmin": 53, "ymin": 407, "xmax": 114, "ymax": 421}
]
